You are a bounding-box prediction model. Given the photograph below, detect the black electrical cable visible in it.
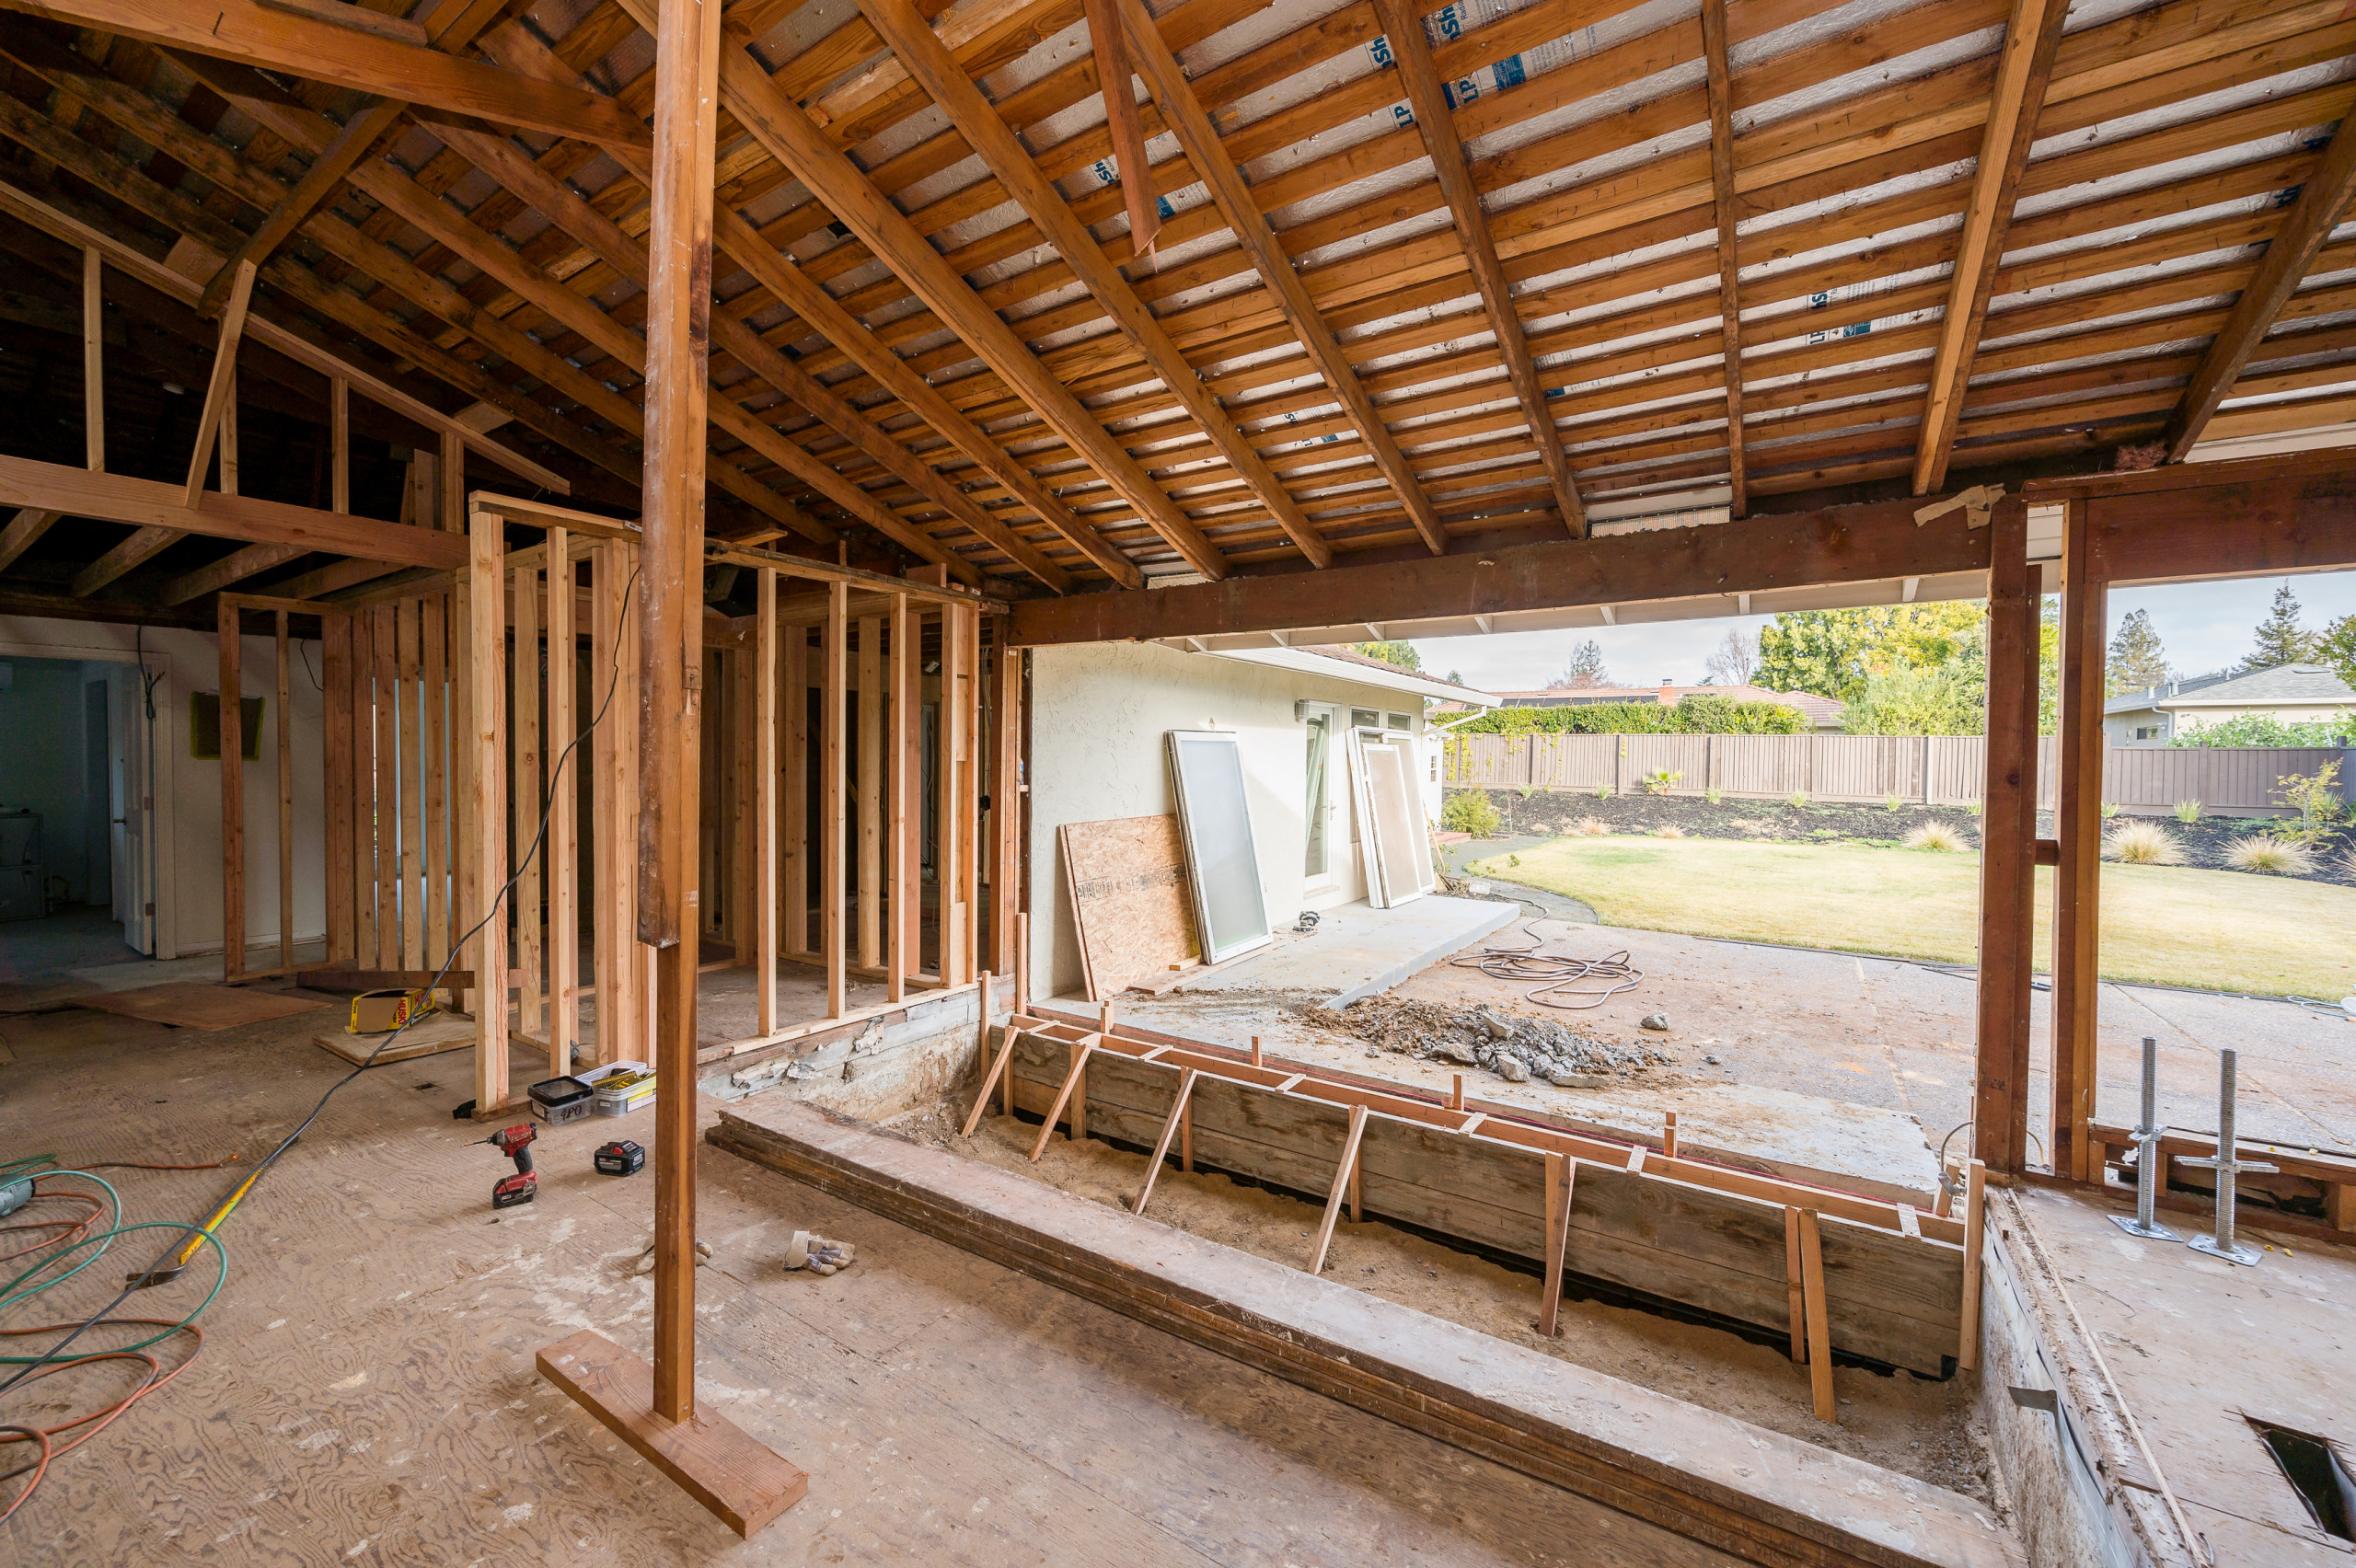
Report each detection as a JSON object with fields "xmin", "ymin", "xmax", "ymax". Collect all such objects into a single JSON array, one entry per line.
[{"xmin": 0, "ymin": 564, "xmax": 641, "ymax": 1414}]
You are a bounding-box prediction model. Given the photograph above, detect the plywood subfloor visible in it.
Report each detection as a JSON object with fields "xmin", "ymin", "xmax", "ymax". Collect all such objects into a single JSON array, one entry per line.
[
  {"xmin": 0, "ymin": 1004, "xmax": 1685, "ymax": 1566},
  {"xmin": 72, "ymin": 980, "xmax": 329, "ymax": 1030}
]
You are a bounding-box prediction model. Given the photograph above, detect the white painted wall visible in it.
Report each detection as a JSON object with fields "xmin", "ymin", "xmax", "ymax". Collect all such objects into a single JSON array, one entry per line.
[
  {"xmin": 1026, "ymin": 640, "xmax": 1434, "ymax": 1002},
  {"xmin": 0, "ymin": 616, "xmax": 327, "ymax": 960}
]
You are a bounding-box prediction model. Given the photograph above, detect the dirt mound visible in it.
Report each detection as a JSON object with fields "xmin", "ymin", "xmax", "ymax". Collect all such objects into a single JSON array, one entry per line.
[{"xmin": 1303, "ymin": 996, "xmax": 1672, "ymax": 1087}]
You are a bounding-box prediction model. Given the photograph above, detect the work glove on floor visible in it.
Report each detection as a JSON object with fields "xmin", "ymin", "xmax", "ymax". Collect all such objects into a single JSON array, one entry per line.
[{"xmin": 785, "ymin": 1230, "xmax": 855, "ymax": 1275}]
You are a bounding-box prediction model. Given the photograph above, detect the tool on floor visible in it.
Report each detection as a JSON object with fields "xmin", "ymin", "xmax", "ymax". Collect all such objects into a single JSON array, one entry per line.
[
  {"xmin": 783, "ymin": 1230, "xmax": 854, "ymax": 1275},
  {"xmin": 126, "ymin": 1148, "xmax": 282, "ymax": 1288},
  {"xmin": 2111, "ymin": 1036, "xmax": 2178, "ymax": 1242},
  {"xmin": 594, "ymin": 1139, "xmax": 644, "ymax": 1177},
  {"xmin": 479, "ymin": 1124, "xmax": 538, "ymax": 1209},
  {"xmin": 2180, "ymin": 1049, "xmax": 2273, "ymax": 1266}
]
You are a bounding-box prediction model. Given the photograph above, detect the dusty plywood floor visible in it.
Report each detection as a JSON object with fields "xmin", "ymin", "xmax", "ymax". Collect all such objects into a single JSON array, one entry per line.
[
  {"xmin": 895, "ymin": 1094, "xmax": 1993, "ymax": 1502},
  {"xmin": 0, "ymin": 1001, "xmax": 1700, "ymax": 1567}
]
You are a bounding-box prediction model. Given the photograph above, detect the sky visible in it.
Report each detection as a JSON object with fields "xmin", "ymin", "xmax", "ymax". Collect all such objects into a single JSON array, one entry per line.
[{"xmin": 1413, "ymin": 569, "xmax": 2356, "ymax": 694}]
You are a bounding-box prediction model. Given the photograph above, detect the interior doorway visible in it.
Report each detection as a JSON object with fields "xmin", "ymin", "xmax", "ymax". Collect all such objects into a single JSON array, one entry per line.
[{"xmin": 0, "ymin": 653, "xmax": 146, "ymax": 987}]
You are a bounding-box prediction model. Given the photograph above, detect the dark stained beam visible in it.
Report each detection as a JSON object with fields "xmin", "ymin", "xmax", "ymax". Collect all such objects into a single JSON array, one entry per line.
[
  {"xmin": 2162, "ymin": 111, "xmax": 2356, "ymax": 460},
  {"xmin": 1700, "ymin": 0, "xmax": 1745, "ymax": 520},
  {"xmin": 1008, "ymin": 496, "xmax": 1992, "ymax": 646}
]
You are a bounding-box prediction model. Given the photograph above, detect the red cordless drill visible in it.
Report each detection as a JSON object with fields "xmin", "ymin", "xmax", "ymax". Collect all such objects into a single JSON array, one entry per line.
[{"xmin": 480, "ymin": 1124, "xmax": 537, "ymax": 1209}]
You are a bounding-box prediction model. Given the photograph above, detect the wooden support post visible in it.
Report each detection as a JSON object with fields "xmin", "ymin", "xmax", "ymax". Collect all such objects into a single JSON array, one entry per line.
[
  {"xmin": 1135, "ymin": 1067, "xmax": 1199, "ymax": 1216},
  {"xmin": 1308, "ymin": 1104, "xmax": 1370, "ymax": 1274},
  {"xmin": 329, "ymin": 376, "xmax": 348, "ymax": 513},
  {"xmin": 937, "ymin": 606, "xmax": 964, "ymax": 986},
  {"xmin": 513, "ymin": 559, "xmax": 543, "ymax": 1041},
  {"xmin": 888, "ymin": 594, "xmax": 911, "ymax": 1003},
  {"xmin": 82, "ymin": 248, "xmax": 102, "ymax": 471},
  {"xmin": 755, "ymin": 568, "xmax": 778, "ymax": 1036},
  {"xmin": 1030, "ymin": 1034, "xmax": 1101, "ymax": 1161},
  {"xmin": 1783, "ymin": 1207, "xmax": 1807, "ymax": 1364},
  {"xmin": 824, "ymin": 582, "xmax": 848, "ymax": 1017},
  {"xmin": 960, "ymin": 608, "xmax": 981, "ymax": 982},
  {"xmin": 993, "ymin": 628, "xmax": 1022, "ymax": 978},
  {"xmin": 274, "ymin": 610, "xmax": 293, "ymax": 973},
  {"xmin": 902, "ymin": 609, "xmax": 923, "ymax": 977},
  {"xmin": 591, "ymin": 539, "xmax": 639, "ymax": 1066},
  {"xmin": 1975, "ymin": 498, "xmax": 2039, "ymax": 1176},
  {"xmin": 397, "ymin": 602, "xmax": 423, "ymax": 972},
  {"xmin": 783, "ymin": 624, "xmax": 808, "ymax": 956},
  {"xmin": 2051, "ymin": 499, "xmax": 2104, "ymax": 1182},
  {"xmin": 1958, "ymin": 1159, "xmax": 1987, "ymax": 1371},
  {"xmin": 857, "ymin": 613, "xmax": 882, "ymax": 968},
  {"xmin": 422, "ymin": 597, "xmax": 449, "ymax": 990},
  {"xmin": 730, "ymin": 635, "xmax": 755, "ymax": 964},
  {"xmin": 468, "ymin": 503, "xmax": 509, "ymax": 1115},
  {"xmin": 323, "ymin": 611, "xmax": 354, "ymax": 964},
  {"xmin": 1796, "ymin": 1209, "xmax": 1836, "ymax": 1424},
  {"xmin": 1537, "ymin": 1154, "xmax": 1574, "ymax": 1337},
  {"xmin": 547, "ymin": 530, "xmax": 578, "ymax": 1072},
  {"xmin": 218, "ymin": 597, "xmax": 245, "ymax": 980},
  {"xmin": 372, "ymin": 604, "xmax": 398, "ymax": 973}
]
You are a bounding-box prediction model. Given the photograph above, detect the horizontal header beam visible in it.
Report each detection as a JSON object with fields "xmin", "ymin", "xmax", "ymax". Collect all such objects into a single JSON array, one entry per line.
[
  {"xmin": 0, "ymin": 454, "xmax": 468, "ymax": 569},
  {"xmin": 705, "ymin": 541, "xmax": 1010, "ymax": 615},
  {"xmin": 2087, "ymin": 466, "xmax": 2356, "ymax": 585},
  {"xmin": 1007, "ymin": 499, "xmax": 1991, "ymax": 647}
]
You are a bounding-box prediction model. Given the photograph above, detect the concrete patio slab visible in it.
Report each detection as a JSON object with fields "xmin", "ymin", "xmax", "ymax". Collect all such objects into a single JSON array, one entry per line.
[{"xmin": 1157, "ymin": 894, "xmax": 1519, "ymax": 1009}]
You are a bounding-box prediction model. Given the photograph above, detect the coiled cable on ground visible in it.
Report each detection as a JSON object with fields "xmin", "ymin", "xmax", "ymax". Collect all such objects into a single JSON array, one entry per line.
[{"xmin": 1449, "ymin": 923, "xmax": 1645, "ymax": 1010}]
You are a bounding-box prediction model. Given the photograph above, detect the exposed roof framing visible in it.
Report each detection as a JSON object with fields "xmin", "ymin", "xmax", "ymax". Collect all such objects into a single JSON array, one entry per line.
[{"xmin": 5, "ymin": 0, "xmax": 2356, "ymax": 615}]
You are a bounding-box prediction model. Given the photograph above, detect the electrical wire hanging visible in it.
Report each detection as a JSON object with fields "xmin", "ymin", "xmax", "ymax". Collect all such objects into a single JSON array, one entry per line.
[
  {"xmin": 1449, "ymin": 922, "xmax": 1645, "ymax": 1011},
  {"xmin": 0, "ymin": 559, "xmax": 641, "ymax": 1524}
]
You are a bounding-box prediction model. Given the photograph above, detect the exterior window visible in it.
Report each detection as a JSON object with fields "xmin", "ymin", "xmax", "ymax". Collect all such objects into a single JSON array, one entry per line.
[
  {"xmin": 1304, "ymin": 710, "xmax": 1331, "ymax": 878},
  {"xmin": 1386, "ymin": 710, "xmax": 1413, "ymax": 732},
  {"xmin": 1350, "ymin": 708, "xmax": 1380, "ymax": 730}
]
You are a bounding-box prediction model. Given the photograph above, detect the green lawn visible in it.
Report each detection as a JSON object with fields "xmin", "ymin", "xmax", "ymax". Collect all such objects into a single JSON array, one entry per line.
[{"xmin": 1474, "ymin": 836, "xmax": 2356, "ymax": 1000}]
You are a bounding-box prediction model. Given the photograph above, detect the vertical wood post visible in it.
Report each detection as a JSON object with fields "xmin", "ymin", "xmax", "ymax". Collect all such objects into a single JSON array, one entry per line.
[
  {"xmin": 888, "ymin": 594, "xmax": 911, "ymax": 1004},
  {"xmin": 825, "ymin": 581, "xmax": 848, "ymax": 1017},
  {"xmin": 960, "ymin": 608, "xmax": 981, "ymax": 982},
  {"xmin": 640, "ymin": 0, "xmax": 723, "ymax": 1429},
  {"xmin": 993, "ymin": 628, "xmax": 1022, "ymax": 979},
  {"xmin": 548, "ymin": 530, "xmax": 578, "ymax": 1072},
  {"xmin": 592, "ymin": 539, "xmax": 639, "ymax": 1066},
  {"xmin": 513, "ymin": 562, "xmax": 543, "ymax": 1039},
  {"xmin": 939, "ymin": 605, "xmax": 966, "ymax": 985},
  {"xmin": 756, "ymin": 568, "xmax": 778, "ymax": 1035},
  {"xmin": 397, "ymin": 602, "xmax": 424, "ymax": 971},
  {"xmin": 329, "ymin": 377, "xmax": 348, "ymax": 513},
  {"xmin": 274, "ymin": 610, "xmax": 294, "ymax": 974},
  {"xmin": 422, "ymin": 598, "xmax": 449, "ymax": 984},
  {"xmin": 468, "ymin": 503, "xmax": 510, "ymax": 1114},
  {"xmin": 371, "ymin": 604, "xmax": 397, "ymax": 970},
  {"xmin": 900, "ymin": 604, "xmax": 922, "ymax": 978},
  {"xmin": 218, "ymin": 597, "xmax": 244, "ymax": 980},
  {"xmin": 782, "ymin": 626, "xmax": 808, "ymax": 956},
  {"xmin": 857, "ymin": 614, "xmax": 883, "ymax": 969},
  {"xmin": 2051, "ymin": 498, "xmax": 2105, "ymax": 1182},
  {"xmin": 1975, "ymin": 497, "xmax": 2040, "ymax": 1175},
  {"xmin": 82, "ymin": 248, "xmax": 102, "ymax": 470},
  {"xmin": 323, "ymin": 611, "xmax": 354, "ymax": 964}
]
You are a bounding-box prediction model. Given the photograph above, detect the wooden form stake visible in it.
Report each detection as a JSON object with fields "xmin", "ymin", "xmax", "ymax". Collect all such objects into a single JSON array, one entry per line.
[
  {"xmin": 1958, "ymin": 1159, "xmax": 1987, "ymax": 1371},
  {"xmin": 548, "ymin": 528, "xmax": 578, "ymax": 1071},
  {"xmin": 218, "ymin": 598, "xmax": 244, "ymax": 980},
  {"xmin": 1796, "ymin": 1209, "xmax": 1836, "ymax": 1423},
  {"xmin": 1134, "ymin": 1066, "xmax": 1199, "ymax": 1216},
  {"xmin": 756, "ymin": 567, "xmax": 778, "ymax": 1035},
  {"xmin": 958, "ymin": 972, "xmax": 1001, "ymax": 1136},
  {"xmin": 274, "ymin": 611, "xmax": 293, "ymax": 973},
  {"xmin": 1308, "ymin": 1104, "xmax": 1370, "ymax": 1274},
  {"xmin": 1030, "ymin": 1033, "xmax": 1101, "ymax": 1161},
  {"xmin": 1538, "ymin": 1154, "xmax": 1574, "ymax": 1336},
  {"xmin": 1784, "ymin": 1207, "xmax": 1807, "ymax": 1364}
]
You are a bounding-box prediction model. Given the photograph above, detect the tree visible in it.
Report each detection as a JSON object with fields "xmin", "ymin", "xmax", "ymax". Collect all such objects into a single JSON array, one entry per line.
[
  {"xmin": 1703, "ymin": 628, "xmax": 1757, "ymax": 686},
  {"xmin": 1444, "ymin": 669, "xmax": 1464, "ymax": 686},
  {"xmin": 1350, "ymin": 640, "xmax": 1422, "ymax": 671},
  {"xmin": 2242, "ymin": 582, "xmax": 2317, "ymax": 671},
  {"xmin": 1756, "ymin": 603, "xmax": 1984, "ymax": 703},
  {"xmin": 1842, "ymin": 665, "xmax": 1984, "ymax": 735},
  {"xmin": 2105, "ymin": 608, "xmax": 2171, "ymax": 696},
  {"xmin": 1547, "ymin": 640, "xmax": 1611, "ymax": 689},
  {"xmin": 2320, "ymin": 614, "xmax": 2356, "ymax": 692}
]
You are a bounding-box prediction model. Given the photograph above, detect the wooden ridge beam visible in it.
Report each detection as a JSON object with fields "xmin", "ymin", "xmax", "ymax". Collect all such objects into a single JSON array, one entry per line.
[
  {"xmin": 2162, "ymin": 110, "xmax": 2356, "ymax": 460},
  {"xmin": 0, "ymin": 453, "xmax": 468, "ymax": 569},
  {"xmin": 648, "ymin": 0, "xmax": 1227, "ymax": 580},
  {"xmin": 1700, "ymin": 0, "xmax": 1746, "ymax": 519},
  {"xmin": 1008, "ymin": 495, "xmax": 1991, "ymax": 646},
  {"xmin": 1912, "ymin": 0, "xmax": 2071, "ymax": 494},
  {"xmin": 0, "ymin": 0, "xmax": 649, "ymax": 150},
  {"xmin": 1119, "ymin": 0, "xmax": 1446, "ymax": 557},
  {"xmin": 860, "ymin": 0, "xmax": 1332, "ymax": 568}
]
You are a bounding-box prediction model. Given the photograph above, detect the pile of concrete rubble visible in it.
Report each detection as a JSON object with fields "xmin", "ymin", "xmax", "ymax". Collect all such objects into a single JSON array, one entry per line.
[{"xmin": 1302, "ymin": 997, "xmax": 1672, "ymax": 1087}]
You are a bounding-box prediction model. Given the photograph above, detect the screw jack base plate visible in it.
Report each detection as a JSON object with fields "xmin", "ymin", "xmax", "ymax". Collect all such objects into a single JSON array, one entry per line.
[
  {"xmin": 2188, "ymin": 1232, "xmax": 2261, "ymax": 1266},
  {"xmin": 2109, "ymin": 1214, "xmax": 2177, "ymax": 1241}
]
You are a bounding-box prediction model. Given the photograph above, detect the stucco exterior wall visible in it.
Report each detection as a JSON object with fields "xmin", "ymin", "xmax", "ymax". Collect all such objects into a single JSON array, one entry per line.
[{"xmin": 1026, "ymin": 641, "xmax": 1436, "ymax": 1003}]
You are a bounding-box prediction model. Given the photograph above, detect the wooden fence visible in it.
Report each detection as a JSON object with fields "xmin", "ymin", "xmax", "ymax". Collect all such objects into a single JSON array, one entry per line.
[{"xmin": 1442, "ymin": 733, "xmax": 2349, "ymax": 815}]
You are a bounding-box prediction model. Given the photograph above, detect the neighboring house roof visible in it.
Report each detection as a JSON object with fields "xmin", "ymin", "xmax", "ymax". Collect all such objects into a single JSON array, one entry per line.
[
  {"xmin": 1205, "ymin": 644, "xmax": 1504, "ymax": 708},
  {"xmin": 2106, "ymin": 664, "xmax": 2353, "ymax": 714},
  {"xmin": 1485, "ymin": 683, "xmax": 1845, "ymax": 726}
]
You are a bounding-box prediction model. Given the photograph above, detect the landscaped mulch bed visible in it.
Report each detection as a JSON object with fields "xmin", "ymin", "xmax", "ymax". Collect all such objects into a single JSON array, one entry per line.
[{"xmin": 1450, "ymin": 787, "xmax": 2356, "ymax": 887}]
